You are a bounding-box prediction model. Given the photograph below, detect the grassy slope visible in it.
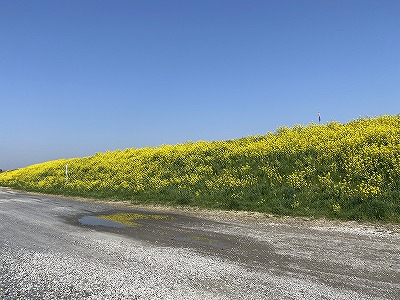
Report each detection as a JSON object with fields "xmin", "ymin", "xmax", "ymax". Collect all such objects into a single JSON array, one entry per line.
[{"xmin": 1, "ymin": 115, "xmax": 400, "ymax": 223}]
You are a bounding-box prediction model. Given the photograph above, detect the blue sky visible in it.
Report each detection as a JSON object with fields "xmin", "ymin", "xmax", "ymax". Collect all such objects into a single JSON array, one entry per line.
[{"xmin": 1, "ymin": 0, "xmax": 399, "ymax": 170}]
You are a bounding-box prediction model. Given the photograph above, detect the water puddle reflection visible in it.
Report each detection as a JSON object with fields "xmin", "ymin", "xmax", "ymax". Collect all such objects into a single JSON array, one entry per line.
[
  {"xmin": 78, "ymin": 212, "xmax": 175, "ymax": 228},
  {"xmin": 78, "ymin": 216, "xmax": 124, "ymax": 228}
]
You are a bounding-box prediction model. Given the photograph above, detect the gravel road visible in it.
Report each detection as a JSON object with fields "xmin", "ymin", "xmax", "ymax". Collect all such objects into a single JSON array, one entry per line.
[{"xmin": 0, "ymin": 188, "xmax": 399, "ymax": 299}]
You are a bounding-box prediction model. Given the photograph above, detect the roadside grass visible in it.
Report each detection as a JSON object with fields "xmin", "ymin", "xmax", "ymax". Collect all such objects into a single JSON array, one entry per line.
[{"xmin": 1, "ymin": 115, "xmax": 400, "ymax": 223}]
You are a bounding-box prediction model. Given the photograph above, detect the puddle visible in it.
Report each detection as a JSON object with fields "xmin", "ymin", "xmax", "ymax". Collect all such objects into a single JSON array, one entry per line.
[
  {"xmin": 78, "ymin": 212, "xmax": 175, "ymax": 228},
  {"xmin": 78, "ymin": 216, "xmax": 124, "ymax": 228},
  {"xmin": 96, "ymin": 212, "xmax": 175, "ymax": 226}
]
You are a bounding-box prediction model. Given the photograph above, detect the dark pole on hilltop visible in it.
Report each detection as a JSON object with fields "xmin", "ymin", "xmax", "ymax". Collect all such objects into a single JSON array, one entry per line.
[{"xmin": 318, "ymin": 112, "xmax": 321, "ymax": 124}]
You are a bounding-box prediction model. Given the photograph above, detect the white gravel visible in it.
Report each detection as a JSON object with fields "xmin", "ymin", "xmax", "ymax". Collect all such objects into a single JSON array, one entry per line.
[
  {"xmin": 1, "ymin": 231, "xmax": 371, "ymax": 300},
  {"xmin": 1, "ymin": 189, "xmax": 399, "ymax": 299}
]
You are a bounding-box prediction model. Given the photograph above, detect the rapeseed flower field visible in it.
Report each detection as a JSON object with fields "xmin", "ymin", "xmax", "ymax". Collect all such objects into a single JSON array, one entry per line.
[{"xmin": 1, "ymin": 115, "xmax": 400, "ymax": 222}]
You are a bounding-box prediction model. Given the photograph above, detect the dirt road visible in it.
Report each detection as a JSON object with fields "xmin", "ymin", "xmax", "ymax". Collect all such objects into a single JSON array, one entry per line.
[{"xmin": 0, "ymin": 188, "xmax": 399, "ymax": 299}]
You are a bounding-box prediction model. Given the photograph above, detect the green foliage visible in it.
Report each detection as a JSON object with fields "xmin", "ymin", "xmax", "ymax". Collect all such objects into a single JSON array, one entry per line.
[{"xmin": 1, "ymin": 115, "xmax": 400, "ymax": 223}]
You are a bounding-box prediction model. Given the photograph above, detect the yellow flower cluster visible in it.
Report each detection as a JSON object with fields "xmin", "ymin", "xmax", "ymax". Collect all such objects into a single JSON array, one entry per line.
[{"xmin": 1, "ymin": 115, "xmax": 400, "ymax": 221}]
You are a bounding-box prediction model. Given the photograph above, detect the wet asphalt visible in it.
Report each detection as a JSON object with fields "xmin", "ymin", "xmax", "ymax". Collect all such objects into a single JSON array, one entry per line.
[{"xmin": 1, "ymin": 188, "xmax": 399, "ymax": 299}]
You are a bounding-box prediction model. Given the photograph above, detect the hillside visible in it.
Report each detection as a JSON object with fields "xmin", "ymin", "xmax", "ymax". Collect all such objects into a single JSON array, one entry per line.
[{"xmin": 1, "ymin": 115, "xmax": 400, "ymax": 223}]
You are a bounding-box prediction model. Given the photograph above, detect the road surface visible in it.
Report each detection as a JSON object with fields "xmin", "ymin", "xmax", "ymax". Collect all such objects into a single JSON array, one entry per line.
[{"xmin": 0, "ymin": 188, "xmax": 399, "ymax": 299}]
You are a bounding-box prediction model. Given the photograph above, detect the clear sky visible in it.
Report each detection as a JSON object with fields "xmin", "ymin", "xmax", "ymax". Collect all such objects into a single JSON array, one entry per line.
[{"xmin": 1, "ymin": 0, "xmax": 399, "ymax": 170}]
